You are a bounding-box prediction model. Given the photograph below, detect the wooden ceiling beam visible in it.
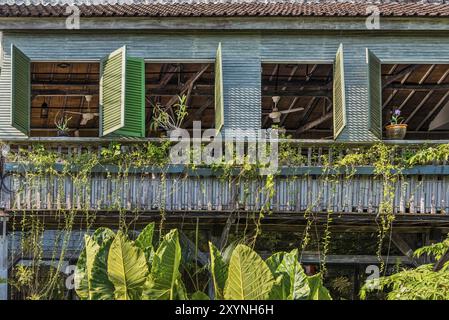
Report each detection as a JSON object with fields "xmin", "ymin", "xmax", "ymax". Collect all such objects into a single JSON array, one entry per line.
[
  {"xmin": 382, "ymin": 64, "xmax": 414, "ymax": 109},
  {"xmin": 182, "ymin": 98, "xmax": 213, "ymax": 129},
  {"xmin": 163, "ymin": 64, "xmax": 210, "ymax": 110},
  {"xmin": 279, "ymin": 65, "xmax": 319, "ymax": 126},
  {"xmin": 156, "ymin": 64, "xmax": 180, "ymax": 89},
  {"xmin": 387, "ymin": 83, "xmax": 449, "ymax": 90},
  {"xmin": 405, "ymin": 66, "xmax": 449, "ymax": 125},
  {"xmin": 296, "ymin": 111, "xmax": 332, "ymax": 134},
  {"xmin": 397, "ymin": 64, "xmax": 435, "ymax": 111},
  {"xmin": 416, "ymin": 90, "xmax": 449, "ymax": 131},
  {"xmin": 382, "ymin": 64, "xmax": 419, "ymax": 88}
]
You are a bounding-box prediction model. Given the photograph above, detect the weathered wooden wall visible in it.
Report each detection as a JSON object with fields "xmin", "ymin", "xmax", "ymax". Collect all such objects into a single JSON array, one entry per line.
[
  {"xmin": 2, "ymin": 31, "xmax": 449, "ymax": 141},
  {"xmin": 2, "ymin": 171, "xmax": 449, "ymax": 215}
]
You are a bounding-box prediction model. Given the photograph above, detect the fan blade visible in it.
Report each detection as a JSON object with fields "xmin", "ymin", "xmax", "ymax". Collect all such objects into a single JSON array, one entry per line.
[{"xmin": 280, "ymin": 107, "xmax": 304, "ymax": 114}]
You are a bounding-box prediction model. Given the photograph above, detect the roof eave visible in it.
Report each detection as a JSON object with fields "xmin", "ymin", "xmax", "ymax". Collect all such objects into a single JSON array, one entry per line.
[{"xmin": 1, "ymin": 16, "xmax": 449, "ymax": 31}]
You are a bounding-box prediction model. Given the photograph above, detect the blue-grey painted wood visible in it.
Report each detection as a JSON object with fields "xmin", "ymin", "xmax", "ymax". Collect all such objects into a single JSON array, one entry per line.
[
  {"xmin": 3, "ymin": 32, "xmax": 449, "ymax": 141},
  {"xmin": 6, "ymin": 163, "xmax": 449, "ymax": 176}
]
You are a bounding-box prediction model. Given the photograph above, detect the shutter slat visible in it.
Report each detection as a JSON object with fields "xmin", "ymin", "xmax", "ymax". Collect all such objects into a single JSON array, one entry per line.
[
  {"xmin": 333, "ymin": 44, "xmax": 346, "ymax": 139},
  {"xmin": 215, "ymin": 43, "xmax": 224, "ymax": 134},
  {"xmin": 367, "ymin": 49, "xmax": 382, "ymax": 139},
  {"xmin": 100, "ymin": 46, "xmax": 126, "ymax": 136},
  {"xmin": 11, "ymin": 45, "xmax": 30, "ymax": 136}
]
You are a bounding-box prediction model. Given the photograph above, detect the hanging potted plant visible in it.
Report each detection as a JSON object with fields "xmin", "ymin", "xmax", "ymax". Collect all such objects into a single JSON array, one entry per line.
[
  {"xmin": 54, "ymin": 111, "xmax": 72, "ymax": 137},
  {"xmin": 149, "ymin": 95, "xmax": 189, "ymax": 137},
  {"xmin": 385, "ymin": 108, "xmax": 407, "ymax": 140}
]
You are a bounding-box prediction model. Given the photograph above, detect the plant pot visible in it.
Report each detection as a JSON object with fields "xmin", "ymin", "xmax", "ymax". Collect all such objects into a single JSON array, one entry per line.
[
  {"xmin": 385, "ymin": 124, "xmax": 407, "ymax": 140},
  {"xmin": 57, "ymin": 130, "xmax": 70, "ymax": 137}
]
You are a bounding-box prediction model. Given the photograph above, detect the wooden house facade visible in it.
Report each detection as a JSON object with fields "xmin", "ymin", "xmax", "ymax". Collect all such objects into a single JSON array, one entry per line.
[{"xmin": 2, "ymin": 0, "xmax": 449, "ymax": 299}]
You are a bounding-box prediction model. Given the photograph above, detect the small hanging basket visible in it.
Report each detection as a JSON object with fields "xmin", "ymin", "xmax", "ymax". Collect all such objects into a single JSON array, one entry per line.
[{"xmin": 385, "ymin": 124, "xmax": 407, "ymax": 140}]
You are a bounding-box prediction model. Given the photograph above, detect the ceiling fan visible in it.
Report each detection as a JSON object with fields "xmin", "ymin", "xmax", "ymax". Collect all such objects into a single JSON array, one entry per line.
[
  {"xmin": 265, "ymin": 96, "xmax": 304, "ymax": 123},
  {"xmin": 65, "ymin": 95, "xmax": 99, "ymax": 125}
]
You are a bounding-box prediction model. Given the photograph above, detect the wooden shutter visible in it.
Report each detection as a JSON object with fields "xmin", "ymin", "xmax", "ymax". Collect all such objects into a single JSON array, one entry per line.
[
  {"xmin": 367, "ymin": 49, "xmax": 382, "ymax": 139},
  {"xmin": 11, "ymin": 45, "xmax": 30, "ymax": 136},
  {"xmin": 100, "ymin": 46, "xmax": 126, "ymax": 136},
  {"xmin": 215, "ymin": 43, "xmax": 224, "ymax": 134},
  {"xmin": 333, "ymin": 44, "xmax": 346, "ymax": 139},
  {"xmin": 115, "ymin": 57, "xmax": 145, "ymax": 137}
]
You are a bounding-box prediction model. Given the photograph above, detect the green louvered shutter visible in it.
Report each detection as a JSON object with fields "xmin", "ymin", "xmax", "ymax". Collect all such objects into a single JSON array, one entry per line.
[
  {"xmin": 367, "ymin": 49, "xmax": 382, "ymax": 139},
  {"xmin": 11, "ymin": 45, "xmax": 30, "ymax": 136},
  {"xmin": 100, "ymin": 46, "xmax": 126, "ymax": 136},
  {"xmin": 114, "ymin": 57, "xmax": 145, "ymax": 137},
  {"xmin": 333, "ymin": 44, "xmax": 346, "ymax": 139},
  {"xmin": 215, "ymin": 43, "xmax": 224, "ymax": 134}
]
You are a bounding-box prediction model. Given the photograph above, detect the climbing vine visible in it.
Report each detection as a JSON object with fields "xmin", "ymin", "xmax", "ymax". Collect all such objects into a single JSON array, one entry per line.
[{"xmin": 2, "ymin": 140, "xmax": 449, "ymax": 299}]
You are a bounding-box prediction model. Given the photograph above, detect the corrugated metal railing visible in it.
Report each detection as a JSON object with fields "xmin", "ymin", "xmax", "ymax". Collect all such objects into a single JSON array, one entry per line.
[{"xmin": 0, "ymin": 138, "xmax": 448, "ymax": 215}]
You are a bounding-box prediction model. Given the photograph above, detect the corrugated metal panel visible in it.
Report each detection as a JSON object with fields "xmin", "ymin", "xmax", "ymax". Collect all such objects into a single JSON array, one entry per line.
[
  {"xmin": 215, "ymin": 43, "xmax": 224, "ymax": 133},
  {"xmin": 4, "ymin": 32, "xmax": 449, "ymax": 140}
]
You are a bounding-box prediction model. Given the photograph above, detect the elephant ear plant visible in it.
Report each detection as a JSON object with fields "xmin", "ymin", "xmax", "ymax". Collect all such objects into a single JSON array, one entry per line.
[
  {"xmin": 75, "ymin": 223, "xmax": 186, "ymax": 300},
  {"xmin": 209, "ymin": 243, "xmax": 332, "ymax": 301},
  {"xmin": 75, "ymin": 223, "xmax": 332, "ymax": 300}
]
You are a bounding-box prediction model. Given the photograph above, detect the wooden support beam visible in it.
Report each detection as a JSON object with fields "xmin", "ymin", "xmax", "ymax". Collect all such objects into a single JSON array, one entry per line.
[
  {"xmin": 164, "ymin": 64, "xmax": 210, "ymax": 110},
  {"xmin": 382, "ymin": 65, "xmax": 415, "ymax": 109},
  {"xmin": 416, "ymin": 91, "xmax": 449, "ymax": 131},
  {"xmin": 180, "ymin": 232, "xmax": 209, "ymax": 266},
  {"xmin": 390, "ymin": 234, "xmax": 420, "ymax": 267},
  {"xmin": 296, "ymin": 111, "xmax": 332, "ymax": 134},
  {"xmin": 182, "ymin": 98, "xmax": 213, "ymax": 129},
  {"xmin": 219, "ymin": 215, "xmax": 235, "ymax": 250},
  {"xmin": 434, "ymin": 250, "xmax": 449, "ymax": 271},
  {"xmin": 279, "ymin": 65, "xmax": 319, "ymax": 126},
  {"xmin": 382, "ymin": 64, "xmax": 419, "ymax": 88},
  {"xmin": 398, "ymin": 64, "xmax": 436, "ymax": 112},
  {"xmin": 156, "ymin": 64, "xmax": 180, "ymax": 89},
  {"xmin": 405, "ymin": 67, "xmax": 449, "ymax": 125},
  {"xmin": 0, "ymin": 213, "xmax": 8, "ymax": 300},
  {"xmin": 387, "ymin": 83, "xmax": 449, "ymax": 91}
]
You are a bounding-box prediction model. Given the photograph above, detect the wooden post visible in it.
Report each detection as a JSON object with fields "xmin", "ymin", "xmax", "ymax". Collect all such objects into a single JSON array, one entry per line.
[{"xmin": 0, "ymin": 211, "xmax": 8, "ymax": 300}]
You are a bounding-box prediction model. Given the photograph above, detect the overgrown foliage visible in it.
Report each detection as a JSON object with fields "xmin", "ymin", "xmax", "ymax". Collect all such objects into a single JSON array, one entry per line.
[
  {"xmin": 74, "ymin": 223, "xmax": 331, "ymax": 300},
  {"xmin": 360, "ymin": 235, "xmax": 449, "ymax": 300},
  {"xmin": 5, "ymin": 141, "xmax": 449, "ymax": 299}
]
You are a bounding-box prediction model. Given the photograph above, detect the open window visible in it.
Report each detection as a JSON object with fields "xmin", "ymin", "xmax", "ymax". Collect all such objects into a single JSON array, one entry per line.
[
  {"xmin": 368, "ymin": 49, "xmax": 449, "ymax": 140},
  {"xmin": 261, "ymin": 45, "xmax": 345, "ymax": 140},
  {"xmin": 12, "ymin": 45, "xmax": 146, "ymax": 138},
  {"xmin": 145, "ymin": 43, "xmax": 221, "ymax": 137},
  {"xmin": 30, "ymin": 61, "xmax": 100, "ymax": 137},
  {"xmin": 145, "ymin": 62, "xmax": 216, "ymax": 136}
]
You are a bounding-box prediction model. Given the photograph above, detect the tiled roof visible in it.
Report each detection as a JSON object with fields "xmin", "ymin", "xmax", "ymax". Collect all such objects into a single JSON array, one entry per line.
[{"xmin": 1, "ymin": 1, "xmax": 449, "ymax": 18}]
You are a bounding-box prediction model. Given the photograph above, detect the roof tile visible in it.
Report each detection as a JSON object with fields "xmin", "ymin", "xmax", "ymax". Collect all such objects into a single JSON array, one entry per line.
[{"xmin": 1, "ymin": 1, "xmax": 449, "ymax": 18}]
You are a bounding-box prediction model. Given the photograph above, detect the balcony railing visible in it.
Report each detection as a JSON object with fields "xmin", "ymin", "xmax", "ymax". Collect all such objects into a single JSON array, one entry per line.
[{"xmin": 0, "ymin": 138, "xmax": 448, "ymax": 215}]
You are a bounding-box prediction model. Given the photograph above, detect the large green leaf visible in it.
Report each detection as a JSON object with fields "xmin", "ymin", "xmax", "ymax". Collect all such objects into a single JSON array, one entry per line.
[
  {"xmin": 307, "ymin": 274, "xmax": 332, "ymax": 300},
  {"xmin": 142, "ymin": 229, "xmax": 182, "ymax": 300},
  {"xmin": 75, "ymin": 228, "xmax": 115, "ymax": 300},
  {"xmin": 135, "ymin": 223, "xmax": 155, "ymax": 266},
  {"xmin": 209, "ymin": 242, "xmax": 228, "ymax": 300},
  {"xmin": 90, "ymin": 236, "xmax": 115, "ymax": 300},
  {"xmin": 191, "ymin": 291, "xmax": 210, "ymax": 300},
  {"xmin": 107, "ymin": 231, "xmax": 149, "ymax": 300},
  {"xmin": 224, "ymin": 244, "xmax": 275, "ymax": 300},
  {"xmin": 266, "ymin": 249, "xmax": 309, "ymax": 300}
]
